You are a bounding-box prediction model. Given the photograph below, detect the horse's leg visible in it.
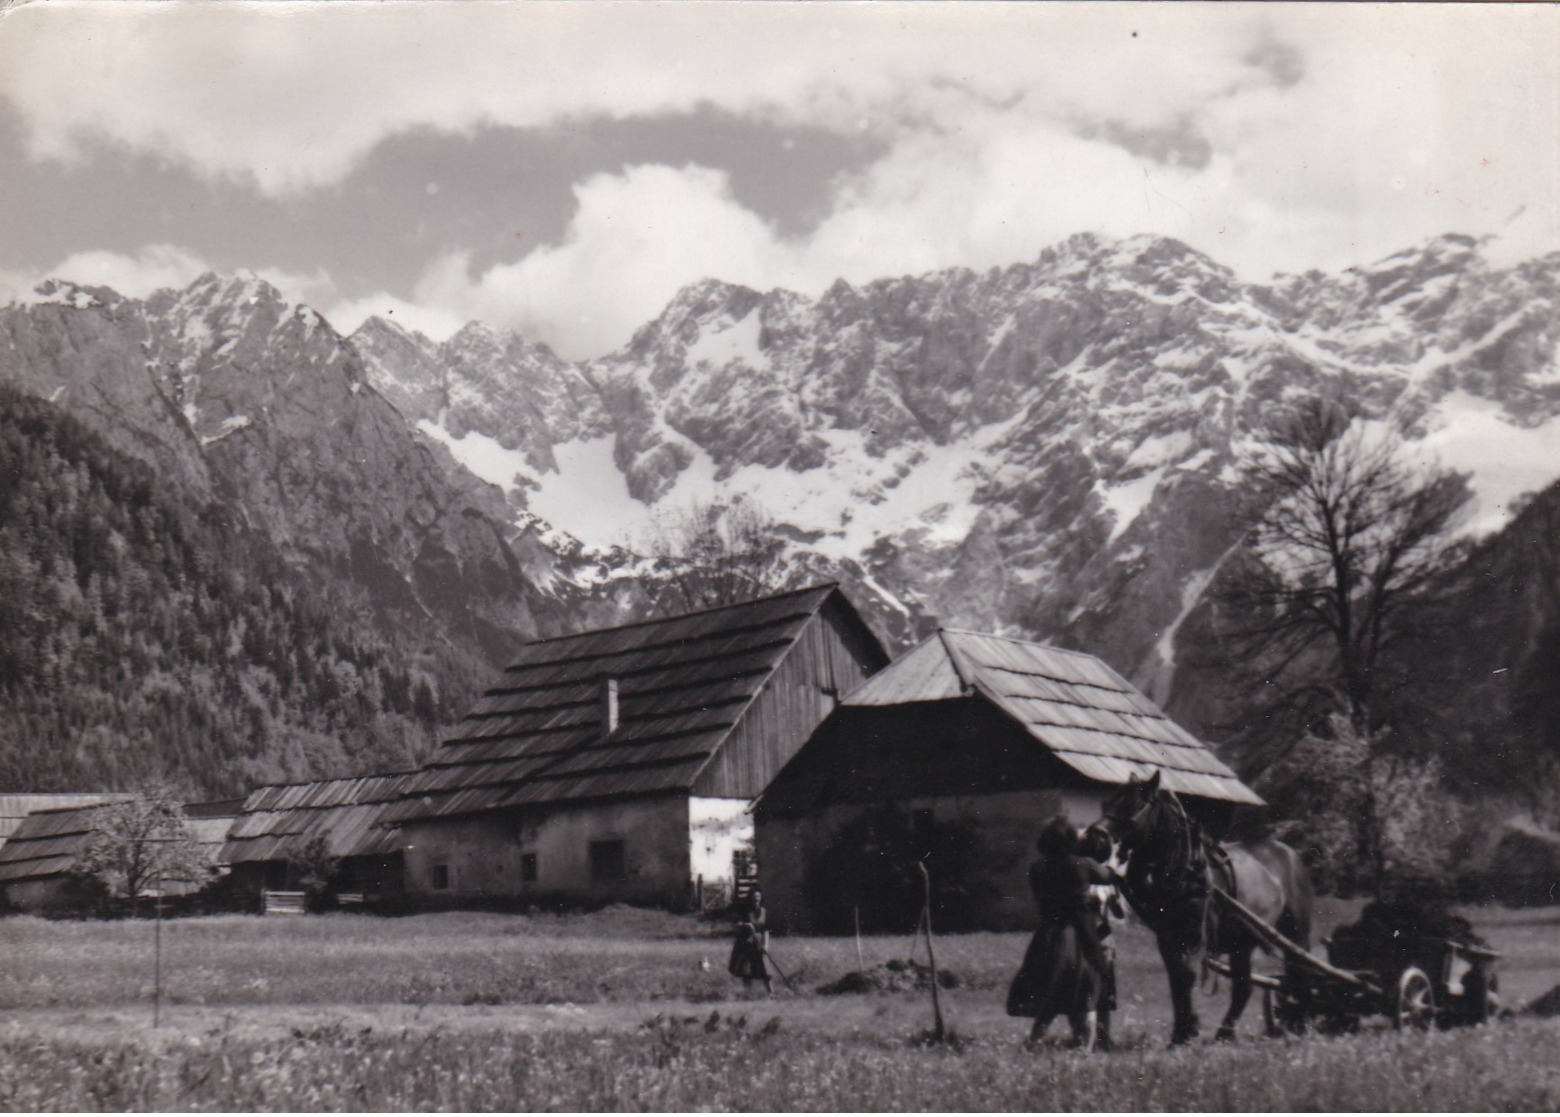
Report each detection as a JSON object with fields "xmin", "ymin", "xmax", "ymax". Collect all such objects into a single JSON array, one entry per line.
[
  {"xmin": 1215, "ymin": 945, "xmax": 1253, "ymax": 1042},
  {"xmin": 1096, "ymin": 1007, "xmax": 1112, "ymax": 1052},
  {"xmin": 1158, "ymin": 936, "xmax": 1200, "ymax": 1046}
]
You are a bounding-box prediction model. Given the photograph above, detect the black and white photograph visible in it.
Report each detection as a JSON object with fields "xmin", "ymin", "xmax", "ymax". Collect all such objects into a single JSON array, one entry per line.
[{"xmin": 0, "ymin": 0, "xmax": 1557, "ymax": 1110}]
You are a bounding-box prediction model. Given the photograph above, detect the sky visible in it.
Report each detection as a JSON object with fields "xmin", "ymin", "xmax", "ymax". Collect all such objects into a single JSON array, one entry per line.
[{"xmin": 1, "ymin": 1, "xmax": 1557, "ymax": 360}]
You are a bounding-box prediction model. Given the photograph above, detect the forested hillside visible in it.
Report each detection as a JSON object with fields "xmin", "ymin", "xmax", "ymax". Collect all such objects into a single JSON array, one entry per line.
[{"xmin": 0, "ymin": 385, "xmax": 463, "ymax": 796}]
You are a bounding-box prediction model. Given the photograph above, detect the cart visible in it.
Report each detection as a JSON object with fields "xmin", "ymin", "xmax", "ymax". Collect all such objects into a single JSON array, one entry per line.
[{"xmin": 1206, "ymin": 890, "xmax": 1501, "ymax": 1035}]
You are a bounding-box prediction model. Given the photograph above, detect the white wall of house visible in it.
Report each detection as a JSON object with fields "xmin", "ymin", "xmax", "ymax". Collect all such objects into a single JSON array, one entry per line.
[{"xmin": 689, "ymin": 797, "xmax": 753, "ymax": 898}]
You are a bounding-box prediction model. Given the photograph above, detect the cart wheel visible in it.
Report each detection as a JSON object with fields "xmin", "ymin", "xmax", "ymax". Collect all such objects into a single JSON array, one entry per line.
[{"xmin": 1394, "ymin": 967, "xmax": 1435, "ymax": 1031}]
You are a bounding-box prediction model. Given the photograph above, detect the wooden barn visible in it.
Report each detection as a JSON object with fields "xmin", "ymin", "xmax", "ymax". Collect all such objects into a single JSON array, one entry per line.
[
  {"xmin": 389, "ymin": 584, "xmax": 889, "ymax": 910},
  {"xmin": 754, "ymin": 629, "xmax": 1262, "ymax": 933},
  {"xmin": 0, "ymin": 793, "xmax": 119, "ymax": 851},
  {"xmin": 221, "ymin": 774, "xmax": 411, "ymax": 909},
  {"xmin": 0, "ymin": 796, "xmax": 235, "ymax": 913},
  {"xmin": 0, "ymin": 800, "xmax": 130, "ymax": 913}
]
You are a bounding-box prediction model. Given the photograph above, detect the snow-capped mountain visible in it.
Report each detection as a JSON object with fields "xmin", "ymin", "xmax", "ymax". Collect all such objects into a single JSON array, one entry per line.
[
  {"xmin": 351, "ymin": 232, "xmax": 1560, "ymax": 705},
  {"xmin": 2, "ymin": 232, "xmax": 1556, "ymax": 792}
]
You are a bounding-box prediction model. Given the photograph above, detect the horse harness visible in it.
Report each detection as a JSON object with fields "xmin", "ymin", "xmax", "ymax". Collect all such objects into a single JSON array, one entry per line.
[{"xmin": 1118, "ymin": 789, "xmax": 1236, "ymax": 943}]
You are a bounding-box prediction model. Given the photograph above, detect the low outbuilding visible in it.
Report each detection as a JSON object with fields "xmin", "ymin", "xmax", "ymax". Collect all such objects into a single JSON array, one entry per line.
[
  {"xmin": 755, "ymin": 629, "xmax": 1262, "ymax": 932},
  {"xmin": 0, "ymin": 800, "xmax": 129, "ymax": 913},
  {"xmin": 220, "ymin": 774, "xmax": 411, "ymax": 908}
]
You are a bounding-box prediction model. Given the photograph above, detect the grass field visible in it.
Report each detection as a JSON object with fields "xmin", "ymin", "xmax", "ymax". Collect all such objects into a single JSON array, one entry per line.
[{"xmin": 2, "ymin": 900, "xmax": 1557, "ymax": 1110}]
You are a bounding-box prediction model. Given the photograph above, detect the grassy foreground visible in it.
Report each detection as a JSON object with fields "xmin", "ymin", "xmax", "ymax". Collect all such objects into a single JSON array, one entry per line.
[
  {"xmin": 1, "ymin": 1015, "xmax": 1557, "ymax": 1111},
  {"xmin": 1, "ymin": 902, "xmax": 1557, "ymax": 1111}
]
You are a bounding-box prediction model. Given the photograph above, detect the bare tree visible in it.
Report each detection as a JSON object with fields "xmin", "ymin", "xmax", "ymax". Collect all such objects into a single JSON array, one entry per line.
[
  {"xmin": 73, "ymin": 787, "xmax": 210, "ymax": 916},
  {"xmin": 646, "ymin": 498, "xmax": 788, "ymax": 612},
  {"xmin": 1225, "ymin": 397, "xmax": 1472, "ymax": 738},
  {"xmin": 1217, "ymin": 398, "xmax": 1473, "ymax": 894}
]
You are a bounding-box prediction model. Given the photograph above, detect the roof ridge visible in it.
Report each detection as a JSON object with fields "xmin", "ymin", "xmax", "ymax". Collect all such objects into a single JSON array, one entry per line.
[
  {"xmin": 241, "ymin": 772, "xmax": 419, "ymax": 797},
  {"xmin": 939, "ymin": 627, "xmax": 1101, "ymax": 660},
  {"xmin": 936, "ymin": 629, "xmax": 975, "ymax": 694},
  {"xmin": 514, "ymin": 584, "xmax": 838, "ymax": 649}
]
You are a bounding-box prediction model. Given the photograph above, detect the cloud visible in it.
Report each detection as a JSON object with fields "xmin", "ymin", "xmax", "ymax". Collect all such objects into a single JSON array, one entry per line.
[
  {"xmin": 0, "ymin": 3, "xmax": 1325, "ymax": 196},
  {"xmin": 2, "ymin": 3, "xmax": 1554, "ymax": 359},
  {"xmin": 412, "ymin": 164, "xmax": 794, "ymax": 358},
  {"xmin": 325, "ymin": 291, "xmax": 467, "ymax": 343},
  {"xmin": 46, "ymin": 244, "xmax": 211, "ymax": 298}
]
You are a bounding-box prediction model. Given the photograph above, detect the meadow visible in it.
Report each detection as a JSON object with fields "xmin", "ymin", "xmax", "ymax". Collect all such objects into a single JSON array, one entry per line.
[{"xmin": 2, "ymin": 900, "xmax": 1557, "ymax": 1111}]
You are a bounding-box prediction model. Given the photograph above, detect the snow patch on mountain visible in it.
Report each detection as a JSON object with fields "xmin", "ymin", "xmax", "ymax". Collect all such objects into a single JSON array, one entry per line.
[
  {"xmin": 528, "ymin": 437, "xmax": 653, "ymax": 550},
  {"xmin": 1100, "ymin": 467, "xmax": 1166, "ymax": 543},
  {"xmin": 200, "ymin": 415, "xmax": 252, "ymax": 447},
  {"xmin": 686, "ymin": 310, "xmax": 768, "ymax": 370},
  {"xmin": 416, "ymin": 420, "xmax": 532, "ymax": 494},
  {"xmin": 1414, "ymin": 391, "xmax": 1560, "ymax": 535}
]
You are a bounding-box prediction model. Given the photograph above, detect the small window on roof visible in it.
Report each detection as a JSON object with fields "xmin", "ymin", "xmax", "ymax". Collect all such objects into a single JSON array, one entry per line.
[{"xmin": 600, "ymin": 676, "xmax": 620, "ymax": 737}]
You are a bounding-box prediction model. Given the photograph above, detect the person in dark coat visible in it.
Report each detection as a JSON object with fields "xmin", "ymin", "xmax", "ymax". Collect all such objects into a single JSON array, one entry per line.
[
  {"xmin": 727, "ymin": 888, "xmax": 773, "ymax": 995},
  {"xmin": 1007, "ymin": 817, "xmax": 1115, "ymax": 1049}
]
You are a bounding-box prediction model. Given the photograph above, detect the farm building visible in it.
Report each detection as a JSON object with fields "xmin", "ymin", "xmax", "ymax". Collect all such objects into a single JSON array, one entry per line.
[
  {"xmin": 0, "ymin": 800, "xmax": 129, "ymax": 913},
  {"xmin": 754, "ymin": 629, "xmax": 1263, "ymax": 933},
  {"xmin": 221, "ymin": 774, "xmax": 411, "ymax": 908},
  {"xmin": 0, "ymin": 793, "xmax": 119, "ymax": 850},
  {"xmin": 0, "ymin": 796, "xmax": 232, "ymax": 913},
  {"xmin": 389, "ymin": 584, "xmax": 889, "ymax": 910}
]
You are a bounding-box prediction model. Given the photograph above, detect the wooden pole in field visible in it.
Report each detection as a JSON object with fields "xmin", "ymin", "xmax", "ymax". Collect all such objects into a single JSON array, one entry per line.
[
  {"xmin": 153, "ymin": 867, "xmax": 163, "ymax": 1029},
  {"xmin": 854, "ymin": 906, "xmax": 865, "ymax": 972},
  {"xmin": 918, "ymin": 860, "xmax": 945, "ymax": 1042}
]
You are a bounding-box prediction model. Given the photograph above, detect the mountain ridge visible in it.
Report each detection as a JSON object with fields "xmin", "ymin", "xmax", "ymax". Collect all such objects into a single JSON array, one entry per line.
[{"xmin": 2, "ymin": 232, "xmax": 1557, "ymax": 799}]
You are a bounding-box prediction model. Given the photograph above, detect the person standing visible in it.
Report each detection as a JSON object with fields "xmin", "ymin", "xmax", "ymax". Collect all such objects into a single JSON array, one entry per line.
[
  {"xmin": 1007, "ymin": 817, "xmax": 1113, "ymax": 1048},
  {"xmin": 727, "ymin": 887, "xmax": 773, "ymax": 995}
]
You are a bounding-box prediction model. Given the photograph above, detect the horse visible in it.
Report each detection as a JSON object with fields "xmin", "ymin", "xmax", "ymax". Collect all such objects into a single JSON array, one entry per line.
[{"xmin": 1086, "ymin": 770, "xmax": 1313, "ymax": 1045}]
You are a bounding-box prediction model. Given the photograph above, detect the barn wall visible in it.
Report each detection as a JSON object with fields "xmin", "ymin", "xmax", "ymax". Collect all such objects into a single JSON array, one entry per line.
[
  {"xmin": 2, "ymin": 877, "xmax": 67, "ymax": 912},
  {"xmin": 757, "ymin": 787, "xmax": 1108, "ymax": 933},
  {"xmin": 694, "ymin": 602, "xmax": 883, "ymax": 799},
  {"xmin": 401, "ymin": 795, "xmax": 693, "ymax": 908}
]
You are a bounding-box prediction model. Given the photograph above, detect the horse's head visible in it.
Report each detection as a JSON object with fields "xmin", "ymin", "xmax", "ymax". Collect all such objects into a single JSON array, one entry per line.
[{"xmin": 1089, "ymin": 769, "xmax": 1163, "ymax": 854}]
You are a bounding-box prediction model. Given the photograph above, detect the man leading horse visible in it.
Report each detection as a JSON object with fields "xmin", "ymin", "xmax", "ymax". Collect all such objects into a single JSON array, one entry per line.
[{"xmin": 1087, "ymin": 770, "xmax": 1313, "ymax": 1046}]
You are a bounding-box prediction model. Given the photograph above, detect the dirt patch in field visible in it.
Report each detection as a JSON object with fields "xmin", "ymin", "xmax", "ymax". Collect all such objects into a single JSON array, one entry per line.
[{"xmin": 817, "ymin": 958, "xmax": 961, "ymax": 995}]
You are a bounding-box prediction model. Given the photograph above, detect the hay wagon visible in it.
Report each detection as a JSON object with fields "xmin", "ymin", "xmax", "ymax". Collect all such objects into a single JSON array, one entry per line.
[{"xmin": 1208, "ymin": 890, "xmax": 1501, "ymax": 1035}]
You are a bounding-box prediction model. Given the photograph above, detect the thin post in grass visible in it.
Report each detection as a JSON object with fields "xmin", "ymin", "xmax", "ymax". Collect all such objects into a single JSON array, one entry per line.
[
  {"xmin": 917, "ymin": 860, "xmax": 945, "ymax": 1042},
  {"xmin": 854, "ymin": 906, "xmax": 865, "ymax": 973},
  {"xmin": 153, "ymin": 866, "xmax": 163, "ymax": 1029}
]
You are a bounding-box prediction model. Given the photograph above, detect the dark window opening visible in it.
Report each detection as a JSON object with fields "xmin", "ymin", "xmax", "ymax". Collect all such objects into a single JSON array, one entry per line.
[
  {"xmin": 589, "ymin": 839, "xmax": 626, "ymax": 884},
  {"xmin": 520, "ymin": 852, "xmax": 538, "ymax": 883},
  {"xmin": 430, "ymin": 863, "xmax": 450, "ymax": 890}
]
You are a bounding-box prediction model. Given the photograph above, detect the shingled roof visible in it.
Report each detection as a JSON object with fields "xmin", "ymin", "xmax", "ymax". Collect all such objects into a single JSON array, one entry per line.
[
  {"xmin": 0, "ymin": 798, "xmax": 131, "ymax": 883},
  {"xmin": 0, "ymin": 793, "xmax": 118, "ymax": 847},
  {"xmin": 221, "ymin": 774, "xmax": 410, "ymax": 864},
  {"xmin": 393, "ymin": 584, "xmax": 884, "ymax": 821},
  {"xmin": 841, "ymin": 629, "xmax": 1261, "ymax": 805}
]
